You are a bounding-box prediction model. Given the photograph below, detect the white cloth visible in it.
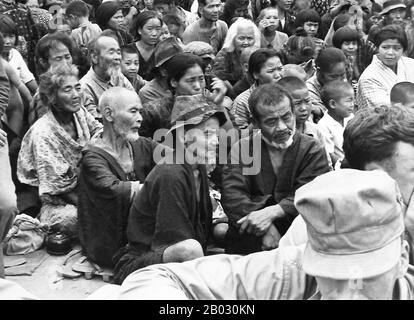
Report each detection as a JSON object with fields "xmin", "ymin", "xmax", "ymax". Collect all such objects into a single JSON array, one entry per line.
[
  {"xmin": 8, "ymin": 48, "xmax": 35, "ymax": 84},
  {"xmin": 317, "ymin": 113, "xmax": 354, "ymax": 162}
]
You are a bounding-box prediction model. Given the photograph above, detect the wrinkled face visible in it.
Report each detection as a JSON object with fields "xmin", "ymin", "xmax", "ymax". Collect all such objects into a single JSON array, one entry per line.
[
  {"xmin": 95, "ymin": 37, "xmax": 122, "ymax": 75},
  {"xmin": 261, "ymin": 8, "xmax": 279, "ymax": 31},
  {"xmin": 303, "ymin": 21, "xmax": 319, "ymax": 37},
  {"xmin": 341, "ymin": 40, "xmax": 358, "ymax": 56},
  {"xmin": 183, "ymin": 116, "xmax": 220, "ymax": 166},
  {"xmin": 233, "ymin": 25, "xmax": 255, "ymax": 53},
  {"xmin": 254, "ymin": 56, "xmax": 284, "ymax": 85},
  {"xmin": 385, "ymin": 8, "xmax": 406, "ymax": 25},
  {"xmin": 291, "ymin": 87, "xmax": 312, "ymax": 124},
  {"xmin": 255, "ymin": 96, "xmax": 295, "ymax": 147},
  {"xmin": 319, "ymin": 62, "xmax": 347, "ymax": 84},
  {"xmin": 331, "ymin": 87, "xmax": 354, "ymax": 119},
  {"xmin": 159, "ymin": 23, "xmax": 171, "ymax": 41},
  {"xmin": 108, "ymin": 10, "xmax": 125, "ymax": 30},
  {"xmin": 172, "ymin": 64, "xmax": 206, "ymax": 95},
  {"xmin": 121, "ymin": 52, "xmax": 140, "ymax": 80},
  {"xmin": 2, "ymin": 33, "xmax": 16, "ymax": 56},
  {"xmin": 316, "ymin": 263, "xmax": 401, "ymax": 300},
  {"xmin": 113, "ymin": 93, "xmax": 143, "ymax": 142},
  {"xmin": 47, "ymin": 42, "xmax": 73, "ymax": 68},
  {"xmin": 202, "ymin": 0, "xmax": 221, "ymax": 21},
  {"xmin": 378, "ymin": 39, "xmax": 403, "ymax": 69},
  {"xmin": 139, "ymin": 18, "xmax": 162, "ymax": 45},
  {"xmin": 55, "ymin": 76, "xmax": 82, "ymax": 114}
]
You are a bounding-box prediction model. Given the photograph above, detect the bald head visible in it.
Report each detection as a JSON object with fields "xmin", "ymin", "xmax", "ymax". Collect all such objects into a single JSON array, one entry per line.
[
  {"xmin": 282, "ymin": 64, "xmax": 307, "ymax": 82},
  {"xmin": 391, "ymin": 82, "xmax": 414, "ymax": 108},
  {"xmin": 99, "ymin": 87, "xmax": 141, "ymax": 121}
]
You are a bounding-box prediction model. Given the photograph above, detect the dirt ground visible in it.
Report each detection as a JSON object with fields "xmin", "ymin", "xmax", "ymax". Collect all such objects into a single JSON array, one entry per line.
[{"xmin": 4, "ymin": 245, "xmax": 107, "ymax": 300}]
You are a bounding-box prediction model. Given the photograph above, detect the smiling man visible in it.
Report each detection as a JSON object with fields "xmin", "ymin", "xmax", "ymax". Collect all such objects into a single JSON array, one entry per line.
[
  {"xmin": 182, "ymin": 0, "xmax": 227, "ymax": 54},
  {"xmin": 79, "ymin": 35, "xmax": 134, "ymax": 120},
  {"xmin": 222, "ymin": 83, "xmax": 330, "ymax": 254}
]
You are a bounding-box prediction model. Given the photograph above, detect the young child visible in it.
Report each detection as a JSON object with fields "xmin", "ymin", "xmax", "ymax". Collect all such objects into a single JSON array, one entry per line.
[
  {"xmin": 319, "ymin": 80, "xmax": 355, "ymax": 169},
  {"xmin": 159, "ymin": 21, "xmax": 171, "ymax": 42},
  {"xmin": 65, "ymin": 0, "xmax": 102, "ymax": 50},
  {"xmin": 278, "ymin": 76, "xmax": 332, "ymax": 168},
  {"xmin": 120, "ymin": 45, "xmax": 147, "ymax": 93},
  {"xmin": 390, "ymin": 82, "xmax": 414, "ymax": 109}
]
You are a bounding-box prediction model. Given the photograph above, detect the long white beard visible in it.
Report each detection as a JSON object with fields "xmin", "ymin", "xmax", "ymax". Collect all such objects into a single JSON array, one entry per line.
[{"xmin": 108, "ymin": 65, "xmax": 123, "ymax": 86}]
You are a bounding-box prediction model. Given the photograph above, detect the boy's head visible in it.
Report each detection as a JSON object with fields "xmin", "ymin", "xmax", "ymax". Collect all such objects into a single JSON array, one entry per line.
[
  {"xmin": 0, "ymin": 14, "xmax": 17, "ymax": 56},
  {"xmin": 162, "ymin": 13, "xmax": 184, "ymax": 38},
  {"xmin": 321, "ymin": 80, "xmax": 354, "ymax": 119},
  {"xmin": 278, "ymin": 76, "xmax": 311, "ymax": 124},
  {"xmin": 295, "ymin": 9, "xmax": 321, "ymax": 38},
  {"xmin": 120, "ymin": 44, "xmax": 140, "ymax": 80},
  {"xmin": 390, "ymin": 82, "xmax": 414, "ymax": 109},
  {"xmin": 65, "ymin": 0, "xmax": 90, "ymax": 29},
  {"xmin": 282, "ymin": 64, "xmax": 307, "ymax": 81}
]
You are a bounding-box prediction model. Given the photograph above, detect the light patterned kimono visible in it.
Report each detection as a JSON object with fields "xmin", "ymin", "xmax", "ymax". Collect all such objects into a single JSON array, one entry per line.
[
  {"xmin": 356, "ymin": 55, "xmax": 414, "ymax": 109},
  {"xmin": 17, "ymin": 106, "xmax": 102, "ymax": 235}
]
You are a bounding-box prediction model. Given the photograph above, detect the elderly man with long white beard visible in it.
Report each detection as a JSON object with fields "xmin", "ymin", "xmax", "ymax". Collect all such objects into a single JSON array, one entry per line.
[
  {"xmin": 77, "ymin": 87, "xmax": 160, "ymax": 269},
  {"xmin": 222, "ymin": 83, "xmax": 330, "ymax": 255},
  {"xmin": 80, "ymin": 35, "xmax": 135, "ymax": 120}
]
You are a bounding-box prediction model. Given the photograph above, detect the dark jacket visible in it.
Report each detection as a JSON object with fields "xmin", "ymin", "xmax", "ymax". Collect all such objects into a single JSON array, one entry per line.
[
  {"xmin": 113, "ymin": 161, "xmax": 213, "ymax": 284},
  {"xmin": 222, "ymin": 131, "xmax": 330, "ymax": 254},
  {"xmin": 77, "ymin": 137, "xmax": 159, "ymax": 267}
]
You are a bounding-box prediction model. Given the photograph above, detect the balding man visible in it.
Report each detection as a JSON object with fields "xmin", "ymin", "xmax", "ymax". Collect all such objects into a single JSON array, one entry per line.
[
  {"xmin": 79, "ymin": 36, "xmax": 134, "ymax": 120},
  {"xmin": 77, "ymin": 87, "xmax": 160, "ymax": 268}
]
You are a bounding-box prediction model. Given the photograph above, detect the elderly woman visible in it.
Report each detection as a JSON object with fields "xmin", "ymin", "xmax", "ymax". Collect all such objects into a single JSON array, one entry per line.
[
  {"xmin": 211, "ymin": 17, "xmax": 261, "ymax": 93},
  {"xmin": 357, "ymin": 24, "xmax": 414, "ymax": 109},
  {"xmin": 78, "ymin": 87, "xmax": 160, "ymax": 268},
  {"xmin": 17, "ymin": 64, "xmax": 102, "ymax": 237},
  {"xmin": 113, "ymin": 93, "xmax": 227, "ymax": 284}
]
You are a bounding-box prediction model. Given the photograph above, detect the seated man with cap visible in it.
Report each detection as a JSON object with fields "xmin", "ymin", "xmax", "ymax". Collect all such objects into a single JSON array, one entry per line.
[
  {"xmin": 111, "ymin": 94, "xmax": 227, "ymax": 284},
  {"xmin": 138, "ymin": 36, "xmax": 183, "ymax": 105},
  {"xmin": 222, "ymin": 83, "xmax": 330, "ymax": 255},
  {"xmin": 77, "ymin": 87, "xmax": 161, "ymax": 268},
  {"xmin": 106, "ymin": 168, "xmax": 414, "ymax": 300}
]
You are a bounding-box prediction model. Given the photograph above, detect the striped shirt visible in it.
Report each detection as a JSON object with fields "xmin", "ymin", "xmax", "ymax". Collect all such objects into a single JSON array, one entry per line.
[{"xmin": 231, "ymin": 84, "xmax": 257, "ymax": 130}]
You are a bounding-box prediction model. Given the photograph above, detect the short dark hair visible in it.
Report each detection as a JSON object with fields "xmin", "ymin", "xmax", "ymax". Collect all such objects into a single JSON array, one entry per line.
[
  {"xmin": 295, "ymin": 9, "xmax": 321, "ymax": 28},
  {"xmin": 315, "ymin": 47, "xmax": 346, "ymax": 73},
  {"xmin": 162, "ymin": 13, "xmax": 182, "ymax": 26},
  {"xmin": 332, "ymin": 26, "xmax": 359, "ymax": 49},
  {"xmin": 130, "ymin": 10, "xmax": 163, "ymax": 40},
  {"xmin": 333, "ymin": 13, "xmax": 351, "ymax": 31},
  {"xmin": 0, "ymin": 14, "xmax": 17, "ymax": 41},
  {"xmin": 390, "ymin": 82, "xmax": 414, "ymax": 105},
  {"xmin": 121, "ymin": 44, "xmax": 139, "ymax": 57},
  {"xmin": 248, "ymin": 83, "xmax": 293, "ymax": 121},
  {"xmin": 65, "ymin": 0, "xmax": 90, "ymax": 17},
  {"xmin": 248, "ymin": 48, "xmax": 282, "ymax": 78},
  {"xmin": 321, "ymin": 80, "xmax": 353, "ymax": 109},
  {"xmin": 343, "ymin": 104, "xmax": 414, "ymax": 170},
  {"xmin": 35, "ymin": 32, "xmax": 74, "ymax": 73},
  {"xmin": 153, "ymin": 0, "xmax": 175, "ymax": 6},
  {"xmin": 373, "ymin": 24, "xmax": 408, "ymax": 51},
  {"xmin": 277, "ymin": 76, "xmax": 307, "ymax": 93},
  {"xmin": 163, "ymin": 53, "xmax": 205, "ymax": 90}
]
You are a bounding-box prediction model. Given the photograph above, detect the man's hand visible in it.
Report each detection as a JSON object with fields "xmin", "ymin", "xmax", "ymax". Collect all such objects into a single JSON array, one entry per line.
[
  {"xmin": 261, "ymin": 224, "xmax": 281, "ymax": 250},
  {"xmin": 0, "ymin": 128, "xmax": 6, "ymax": 147},
  {"xmin": 237, "ymin": 205, "xmax": 284, "ymax": 237}
]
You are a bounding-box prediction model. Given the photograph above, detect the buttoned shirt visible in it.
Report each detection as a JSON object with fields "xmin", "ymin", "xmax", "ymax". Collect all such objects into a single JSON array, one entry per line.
[{"xmin": 80, "ymin": 67, "xmax": 134, "ymax": 118}]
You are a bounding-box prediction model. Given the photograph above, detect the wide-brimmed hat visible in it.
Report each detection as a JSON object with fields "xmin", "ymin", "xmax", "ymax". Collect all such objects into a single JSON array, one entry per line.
[
  {"xmin": 380, "ymin": 0, "xmax": 406, "ymax": 15},
  {"xmin": 169, "ymin": 93, "xmax": 227, "ymax": 133},
  {"xmin": 154, "ymin": 36, "xmax": 183, "ymax": 68},
  {"xmin": 295, "ymin": 169, "xmax": 405, "ymax": 280}
]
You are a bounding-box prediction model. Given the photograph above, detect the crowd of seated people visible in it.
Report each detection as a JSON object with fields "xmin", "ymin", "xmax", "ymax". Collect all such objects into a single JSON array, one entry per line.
[{"xmin": 1, "ymin": 0, "xmax": 414, "ymax": 300}]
